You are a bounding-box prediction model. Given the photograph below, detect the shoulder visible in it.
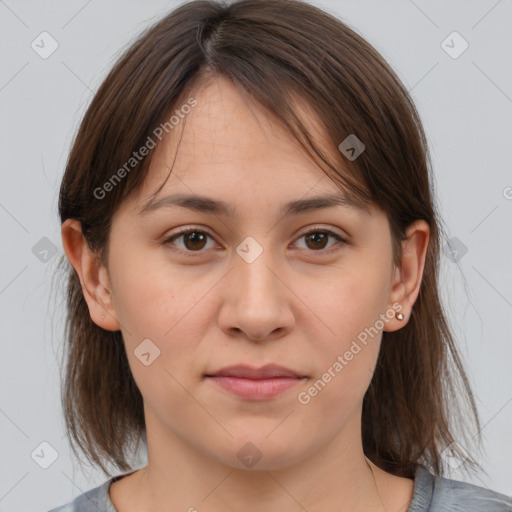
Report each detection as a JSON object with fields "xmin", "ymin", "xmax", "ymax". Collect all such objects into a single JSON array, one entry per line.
[
  {"xmin": 46, "ymin": 479, "xmax": 114, "ymax": 512},
  {"xmin": 411, "ymin": 464, "xmax": 512, "ymax": 512}
]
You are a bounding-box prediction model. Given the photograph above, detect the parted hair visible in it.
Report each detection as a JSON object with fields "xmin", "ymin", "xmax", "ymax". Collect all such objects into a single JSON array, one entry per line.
[{"xmin": 56, "ymin": 0, "xmax": 481, "ymax": 478}]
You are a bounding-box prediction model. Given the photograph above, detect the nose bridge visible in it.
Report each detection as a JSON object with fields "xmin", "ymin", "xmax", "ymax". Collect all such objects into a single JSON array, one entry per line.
[
  {"xmin": 219, "ymin": 233, "xmax": 294, "ymax": 341},
  {"xmin": 233, "ymin": 234, "xmax": 282, "ymax": 306}
]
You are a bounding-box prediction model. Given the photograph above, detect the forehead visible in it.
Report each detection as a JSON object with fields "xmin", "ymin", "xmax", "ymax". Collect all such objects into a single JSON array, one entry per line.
[
  {"xmin": 156, "ymin": 76, "xmax": 325, "ymax": 173},
  {"xmin": 120, "ymin": 75, "xmax": 373, "ymax": 218}
]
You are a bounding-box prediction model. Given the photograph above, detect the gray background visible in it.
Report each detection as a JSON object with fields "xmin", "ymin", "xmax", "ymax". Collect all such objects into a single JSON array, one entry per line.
[{"xmin": 1, "ymin": 0, "xmax": 511, "ymax": 510}]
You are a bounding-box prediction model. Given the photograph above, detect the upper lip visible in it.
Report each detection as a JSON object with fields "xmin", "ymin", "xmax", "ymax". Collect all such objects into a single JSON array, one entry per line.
[{"xmin": 206, "ymin": 364, "xmax": 305, "ymax": 379}]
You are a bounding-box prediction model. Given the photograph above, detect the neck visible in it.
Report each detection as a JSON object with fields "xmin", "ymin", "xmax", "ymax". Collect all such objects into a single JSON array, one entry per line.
[{"xmin": 116, "ymin": 408, "xmax": 409, "ymax": 512}]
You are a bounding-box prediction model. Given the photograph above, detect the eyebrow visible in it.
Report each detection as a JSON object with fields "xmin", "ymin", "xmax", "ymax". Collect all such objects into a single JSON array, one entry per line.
[{"xmin": 139, "ymin": 192, "xmax": 371, "ymax": 217}]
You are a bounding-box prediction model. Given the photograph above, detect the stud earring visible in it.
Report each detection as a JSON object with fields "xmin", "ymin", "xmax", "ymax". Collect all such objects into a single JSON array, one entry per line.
[
  {"xmin": 101, "ymin": 314, "xmax": 105, "ymax": 320},
  {"xmin": 396, "ymin": 312, "xmax": 404, "ymax": 321}
]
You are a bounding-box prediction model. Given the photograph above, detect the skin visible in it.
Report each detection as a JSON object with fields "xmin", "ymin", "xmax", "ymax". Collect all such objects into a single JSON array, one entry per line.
[{"xmin": 62, "ymin": 75, "xmax": 429, "ymax": 512}]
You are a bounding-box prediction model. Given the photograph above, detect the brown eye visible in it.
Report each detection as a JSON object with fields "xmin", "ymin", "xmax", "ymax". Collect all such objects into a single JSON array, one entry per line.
[
  {"xmin": 181, "ymin": 231, "xmax": 208, "ymax": 250},
  {"xmin": 295, "ymin": 229, "xmax": 347, "ymax": 252},
  {"xmin": 304, "ymin": 231, "xmax": 329, "ymax": 250},
  {"xmin": 163, "ymin": 228, "xmax": 217, "ymax": 254},
  {"xmin": 163, "ymin": 226, "xmax": 347, "ymax": 258}
]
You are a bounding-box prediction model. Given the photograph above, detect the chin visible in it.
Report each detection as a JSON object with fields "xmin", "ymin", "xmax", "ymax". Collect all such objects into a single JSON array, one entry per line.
[{"xmin": 211, "ymin": 433, "xmax": 314, "ymax": 472}]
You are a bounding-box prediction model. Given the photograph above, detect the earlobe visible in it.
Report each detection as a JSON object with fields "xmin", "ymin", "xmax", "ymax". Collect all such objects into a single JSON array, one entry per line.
[
  {"xmin": 61, "ymin": 219, "xmax": 120, "ymax": 331},
  {"xmin": 385, "ymin": 219, "xmax": 430, "ymax": 332}
]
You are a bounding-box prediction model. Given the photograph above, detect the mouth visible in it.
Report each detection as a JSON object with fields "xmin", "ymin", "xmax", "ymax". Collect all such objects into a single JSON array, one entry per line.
[{"xmin": 204, "ymin": 364, "xmax": 307, "ymax": 400}]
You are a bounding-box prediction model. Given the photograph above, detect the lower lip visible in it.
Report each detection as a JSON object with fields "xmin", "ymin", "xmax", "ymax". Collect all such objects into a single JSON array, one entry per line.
[{"xmin": 206, "ymin": 376, "xmax": 304, "ymax": 400}]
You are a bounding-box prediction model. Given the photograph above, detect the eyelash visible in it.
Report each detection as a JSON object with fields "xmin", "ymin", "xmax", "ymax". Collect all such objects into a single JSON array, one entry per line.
[{"xmin": 162, "ymin": 225, "xmax": 349, "ymax": 258}]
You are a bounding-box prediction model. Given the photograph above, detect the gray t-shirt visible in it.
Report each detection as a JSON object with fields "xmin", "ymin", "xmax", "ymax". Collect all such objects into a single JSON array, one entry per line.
[{"xmin": 47, "ymin": 464, "xmax": 512, "ymax": 512}]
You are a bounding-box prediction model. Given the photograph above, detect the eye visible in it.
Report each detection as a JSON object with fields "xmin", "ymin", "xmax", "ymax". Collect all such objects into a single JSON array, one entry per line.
[
  {"xmin": 163, "ymin": 227, "xmax": 218, "ymax": 254},
  {"xmin": 293, "ymin": 227, "xmax": 348, "ymax": 253},
  {"xmin": 162, "ymin": 225, "xmax": 348, "ymax": 257}
]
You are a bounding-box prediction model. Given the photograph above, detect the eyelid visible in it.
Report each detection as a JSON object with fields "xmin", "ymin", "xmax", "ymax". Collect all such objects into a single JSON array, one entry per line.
[
  {"xmin": 297, "ymin": 224, "xmax": 350, "ymax": 244},
  {"xmin": 293, "ymin": 225, "xmax": 350, "ymax": 255},
  {"xmin": 162, "ymin": 225, "xmax": 219, "ymax": 247},
  {"xmin": 162, "ymin": 224, "xmax": 349, "ymax": 257}
]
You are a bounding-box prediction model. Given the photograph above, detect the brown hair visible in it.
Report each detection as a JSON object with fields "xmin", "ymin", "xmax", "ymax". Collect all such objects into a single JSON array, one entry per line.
[{"xmin": 56, "ymin": 0, "xmax": 482, "ymax": 478}]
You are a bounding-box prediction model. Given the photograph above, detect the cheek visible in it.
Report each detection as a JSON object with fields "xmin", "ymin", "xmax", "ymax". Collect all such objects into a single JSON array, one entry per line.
[
  {"xmin": 312, "ymin": 262, "xmax": 389, "ymax": 345},
  {"xmin": 109, "ymin": 248, "xmax": 215, "ymax": 374},
  {"xmin": 109, "ymin": 242, "xmax": 196, "ymax": 335},
  {"xmin": 302, "ymin": 324, "xmax": 381, "ymax": 422},
  {"xmin": 303, "ymin": 264, "xmax": 388, "ymax": 406}
]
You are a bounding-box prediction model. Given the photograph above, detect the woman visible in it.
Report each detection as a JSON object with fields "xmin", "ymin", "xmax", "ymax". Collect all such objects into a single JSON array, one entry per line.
[{"xmin": 49, "ymin": 0, "xmax": 511, "ymax": 510}]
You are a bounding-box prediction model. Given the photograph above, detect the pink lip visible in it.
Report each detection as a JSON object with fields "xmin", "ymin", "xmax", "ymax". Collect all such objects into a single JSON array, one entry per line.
[
  {"xmin": 207, "ymin": 375, "xmax": 304, "ymax": 399},
  {"xmin": 205, "ymin": 364, "xmax": 306, "ymax": 400}
]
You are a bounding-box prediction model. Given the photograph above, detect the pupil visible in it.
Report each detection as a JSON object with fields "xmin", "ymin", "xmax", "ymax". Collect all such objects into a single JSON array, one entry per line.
[
  {"xmin": 308, "ymin": 232, "xmax": 326, "ymax": 249},
  {"xmin": 186, "ymin": 232, "xmax": 205, "ymax": 250}
]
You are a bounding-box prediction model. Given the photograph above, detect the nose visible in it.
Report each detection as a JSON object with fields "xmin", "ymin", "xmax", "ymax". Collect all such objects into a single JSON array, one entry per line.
[{"xmin": 217, "ymin": 246, "xmax": 295, "ymax": 342}]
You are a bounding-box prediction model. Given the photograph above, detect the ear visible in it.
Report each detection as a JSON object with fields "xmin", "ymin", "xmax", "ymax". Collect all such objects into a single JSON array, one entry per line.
[
  {"xmin": 61, "ymin": 219, "xmax": 120, "ymax": 331},
  {"xmin": 384, "ymin": 219, "xmax": 430, "ymax": 332}
]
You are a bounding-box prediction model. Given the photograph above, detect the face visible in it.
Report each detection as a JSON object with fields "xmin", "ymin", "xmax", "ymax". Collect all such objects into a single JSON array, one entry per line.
[{"xmin": 103, "ymin": 75, "xmax": 400, "ymax": 470}]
